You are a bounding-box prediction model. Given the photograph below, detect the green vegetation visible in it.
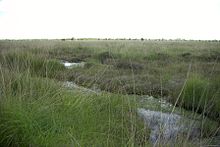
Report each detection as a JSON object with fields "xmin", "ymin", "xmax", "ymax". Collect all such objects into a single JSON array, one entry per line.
[
  {"xmin": 176, "ymin": 74, "xmax": 220, "ymax": 121},
  {"xmin": 0, "ymin": 81, "xmax": 147, "ymax": 146},
  {"xmin": 0, "ymin": 39, "xmax": 219, "ymax": 146},
  {"xmin": 0, "ymin": 53, "xmax": 149, "ymax": 146},
  {"xmin": 0, "ymin": 51, "xmax": 65, "ymax": 78}
]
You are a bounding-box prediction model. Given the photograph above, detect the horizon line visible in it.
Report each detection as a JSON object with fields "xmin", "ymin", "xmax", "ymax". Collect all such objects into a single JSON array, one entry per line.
[{"xmin": 1, "ymin": 38, "xmax": 220, "ymax": 41}]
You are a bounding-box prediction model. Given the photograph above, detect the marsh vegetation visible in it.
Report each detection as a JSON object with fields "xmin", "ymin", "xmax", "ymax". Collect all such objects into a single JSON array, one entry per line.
[{"xmin": 0, "ymin": 39, "xmax": 219, "ymax": 146}]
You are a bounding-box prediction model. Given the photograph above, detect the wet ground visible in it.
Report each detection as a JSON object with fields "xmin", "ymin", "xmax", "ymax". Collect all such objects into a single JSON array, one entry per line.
[
  {"xmin": 61, "ymin": 60, "xmax": 85, "ymax": 69},
  {"xmin": 61, "ymin": 60, "xmax": 217, "ymax": 145}
]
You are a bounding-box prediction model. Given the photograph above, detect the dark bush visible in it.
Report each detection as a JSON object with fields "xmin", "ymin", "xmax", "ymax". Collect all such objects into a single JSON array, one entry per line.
[
  {"xmin": 195, "ymin": 52, "xmax": 220, "ymax": 62},
  {"xmin": 144, "ymin": 53, "xmax": 171, "ymax": 61},
  {"xmin": 64, "ymin": 57, "xmax": 83, "ymax": 62},
  {"xmin": 115, "ymin": 60, "xmax": 144, "ymax": 70},
  {"xmin": 98, "ymin": 52, "xmax": 120, "ymax": 64},
  {"xmin": 181, "ymin": 52, "xmax": 191, "ymax": 58},
  {"xmin": 123, "ymin": 84, "xmax": 169, "ymax": 96}
]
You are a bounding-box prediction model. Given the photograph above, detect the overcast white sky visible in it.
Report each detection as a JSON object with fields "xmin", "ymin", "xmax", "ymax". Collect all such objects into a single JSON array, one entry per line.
[{"xmin": 0, "ymin": 0, "xmax": 220, "ymax": 39}]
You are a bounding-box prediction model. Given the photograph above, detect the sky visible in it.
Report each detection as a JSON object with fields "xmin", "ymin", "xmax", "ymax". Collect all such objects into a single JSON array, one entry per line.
[{"xmin": 0, "ymin": 0, "xmax": 220, "ymax": 40}]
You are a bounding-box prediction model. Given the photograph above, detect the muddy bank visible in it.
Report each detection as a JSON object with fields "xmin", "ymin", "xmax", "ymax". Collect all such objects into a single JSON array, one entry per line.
[{"xmin": 63, "ymin": 81, "xmax": 100, "ymax": 94}]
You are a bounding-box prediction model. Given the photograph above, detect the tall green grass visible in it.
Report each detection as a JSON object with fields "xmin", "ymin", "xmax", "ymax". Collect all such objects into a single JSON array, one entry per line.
[
  {"xmin": 172, "ymin": 74, "xmax": 220, "ymax": 122},
  {"xmin": 0, "ymin": 64, "xmax": 149, "ymax": 146},
  {"xmin": 0, "ymin": 51, "xmax": 65, "ymax": 78}
]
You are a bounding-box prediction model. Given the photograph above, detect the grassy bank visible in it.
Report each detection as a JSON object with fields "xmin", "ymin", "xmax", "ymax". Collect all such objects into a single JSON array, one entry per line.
[{"xmin": 0, "ymin": 54, "xmax": 149, "ymax": 146}]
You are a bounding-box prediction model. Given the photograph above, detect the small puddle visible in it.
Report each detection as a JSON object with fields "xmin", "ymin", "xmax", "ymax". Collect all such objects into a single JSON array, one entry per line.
[
  {"xmin": 137, "ymin": 108, "xmax": 200, "ymax": 144},
  {"xmin": 61, "ymin": 61, "xmax": 85, "ymax": 69}
]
